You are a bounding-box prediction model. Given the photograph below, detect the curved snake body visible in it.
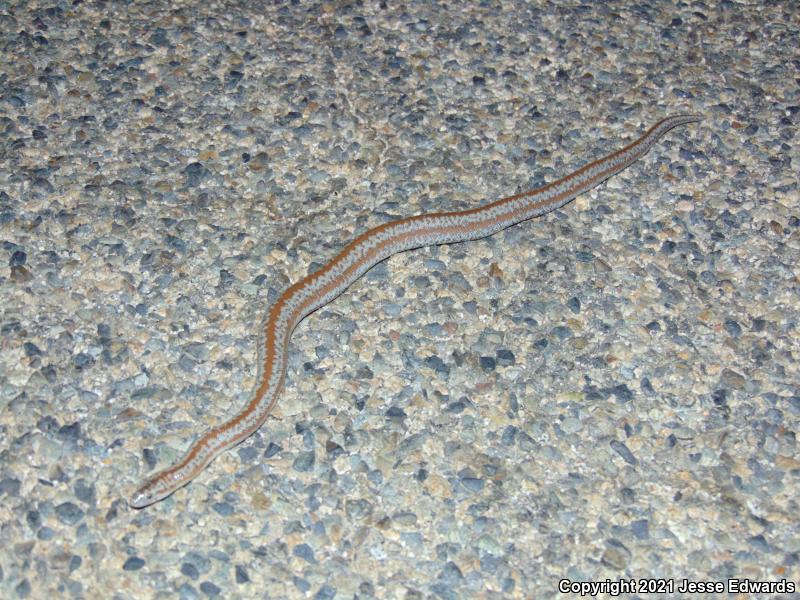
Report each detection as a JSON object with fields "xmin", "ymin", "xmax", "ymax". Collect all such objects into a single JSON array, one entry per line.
[{"xmin": 129, "ymin": 114, "xmax": 700, "ymax": 508}]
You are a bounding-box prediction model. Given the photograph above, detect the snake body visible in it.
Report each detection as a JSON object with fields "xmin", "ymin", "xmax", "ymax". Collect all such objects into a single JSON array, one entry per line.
[{"xmin": 129, "ymin": 114, "xmax": 700, "ymax": 508}]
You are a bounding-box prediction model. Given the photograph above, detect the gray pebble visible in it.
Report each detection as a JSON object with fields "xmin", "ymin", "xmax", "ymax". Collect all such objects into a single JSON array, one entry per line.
[
  {"xmin": 122, "ymin": 557, "xmax": 145, "ymax": 571},
  {"xmin": 54, "ymin": 502, "xmax": 84, "ymax": 525},
  {"xmin": 610, "ymin": 440, "xmax": 638, "ymax": 466}
]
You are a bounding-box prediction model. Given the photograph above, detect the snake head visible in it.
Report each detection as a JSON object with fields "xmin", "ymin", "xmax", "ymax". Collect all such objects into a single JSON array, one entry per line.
[{"xmin": 128, "ymin": 469, "xmax": 180, "ymax": 508}]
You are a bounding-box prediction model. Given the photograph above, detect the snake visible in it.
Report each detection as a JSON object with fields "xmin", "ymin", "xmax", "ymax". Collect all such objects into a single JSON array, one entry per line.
[{"xmin": 129, "ymin": 113, "xmax": 701, "ymax": 508}]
